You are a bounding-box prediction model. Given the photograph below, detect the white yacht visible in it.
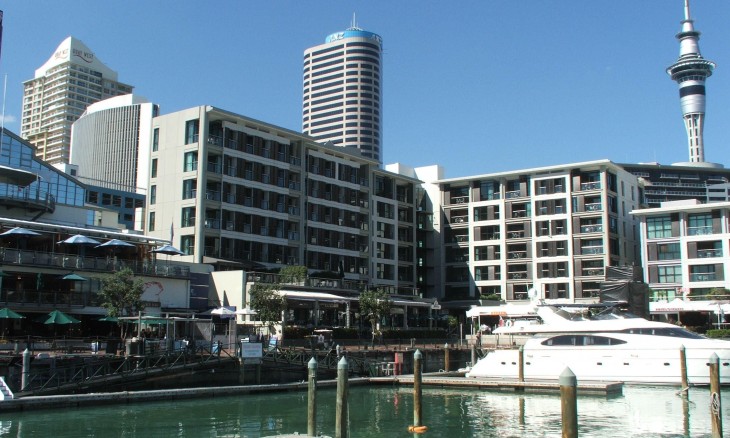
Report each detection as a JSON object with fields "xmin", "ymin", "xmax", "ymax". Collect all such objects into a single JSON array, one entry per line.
[{"xmin": 467, "ymin": 305, "xmax": 730, "ymax": 385}]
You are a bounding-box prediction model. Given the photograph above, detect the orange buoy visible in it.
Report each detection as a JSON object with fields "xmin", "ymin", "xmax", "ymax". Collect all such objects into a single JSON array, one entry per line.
[{"xmin": 408, "ymin": 425, "xmax": 429, "ymax": 433}]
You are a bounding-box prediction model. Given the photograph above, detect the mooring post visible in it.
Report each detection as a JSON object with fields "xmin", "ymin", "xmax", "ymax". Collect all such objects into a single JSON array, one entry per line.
[
  {"xmin": 21, "ymin": 348, "xmax": 30, "ymax": 391},
  {"xmin": 408, "ymin": 349, "xmax": 428, "ymax": 433},
  {"xmin": 444, "ymin": 343, "xmax": 450, "ymax": 372},
  {"xmin": 470, "ymin": 344, "xmax": 476, "ymax": 368},
  {"xmin": 560, "ymin": 367, "xmax": 578, "ymax": 438},
  {"xmin": 307, "ymin": 357, "xmax": 318, "ymax": 437},
  {"xmin": 414, "ymin": 349, "xmax": 423, "ymax": 427},
  {"xmin": 680, "ymin": 345, "xmax": 688, "ymax": 392},
  {"xmin": 518, "ymin": 345, "xmax": 525, "ymax": 383},
  {"xmin": 709, "ymin": 353, "xmax": 723, "ymax": 438},
  {"xmin": 336, "ymin": 356, "xmax": 349, "ymax": 438}
]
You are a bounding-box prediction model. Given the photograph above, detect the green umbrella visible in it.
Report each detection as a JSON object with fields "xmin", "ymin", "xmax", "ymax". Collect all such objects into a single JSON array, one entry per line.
[
  {"xmin": 98, "ymin": 315, "xmax": 119, "ymax": 323},
  {"xmin": 44, "ymin": 310, "xmax": 80, "ymax": 325},
  {"xmin": 0, "ymin": 308, "xmax": 24, "ymax": 319}
]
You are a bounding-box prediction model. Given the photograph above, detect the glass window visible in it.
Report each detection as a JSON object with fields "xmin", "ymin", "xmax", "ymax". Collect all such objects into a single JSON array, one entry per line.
[
  {"xmin": 152, "ymin": 128, "xmax": 159, "ymax": 151},
  {"xmin": 148, "ymin": 211, "xmax": 156, "ymax": 231},
  {"xmin": 180, "ymin": 235, "xmax": 194, "ymax": 255},
  {"xmin": 184, "ymin": 152, "xmax": 198, "ymax": 172},
  {"xmin": 647, "ymin": 216, "xmax": 672, "ymax": 239},
  {"xmin": 185, "ymin": 119, "xmax": 199, "ymax": 144},
  {"xmin": 657, "ymin": 243, "xmax": 680, "ymax": 260},
  {"xmin": 150, "ymin": 185, "xmax": 156, "ymax": 205},
  {"xmin": 182, "ymin": 207, "xmax": 195, "ymax": 227},
  {"xmin": 657, "ymin": 265, "xmax": 682, "ymax": 283},
  {"xmin": 151, "ymin": 159, "xmax": 158, "ymax": 178},
  {"xmin": 687, "ymin": 213, "xmax": 712, "ymax": 236}
]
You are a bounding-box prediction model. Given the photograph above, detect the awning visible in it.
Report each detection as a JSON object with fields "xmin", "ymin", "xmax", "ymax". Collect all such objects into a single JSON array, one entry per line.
[
  {"xmin": 466, "ymin": 303, "xmax": 538, "ymax": 318},
  {"xmin": 650, "ymin": 299, "xmax": 730, "ymax": 314},
  {"xmin": 278, "ymin": 290, "xmax": 353, "ymax": 303}
]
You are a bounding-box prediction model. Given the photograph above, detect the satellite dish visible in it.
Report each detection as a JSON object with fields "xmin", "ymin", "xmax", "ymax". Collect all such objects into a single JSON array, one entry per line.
[{"xmin": 527, "ymin": 288, "xmax": 538, "ymax": 299}]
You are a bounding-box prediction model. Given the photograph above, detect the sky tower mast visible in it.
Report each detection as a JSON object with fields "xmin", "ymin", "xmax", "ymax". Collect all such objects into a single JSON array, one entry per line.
[{"xmin": 666, "ymin": 0, "xmax": 715, "ymax": 163}]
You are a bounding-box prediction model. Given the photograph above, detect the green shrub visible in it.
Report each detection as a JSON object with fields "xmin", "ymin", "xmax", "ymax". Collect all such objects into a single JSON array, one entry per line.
[
  {"xmin": 706, "ymin": 329, "xmax": 730, "ymax": 339},
  {"xmin": 480, "ymin": 293, "xmax": 501, "ymax": 301},
  {"xmin": 283, "ymin": 326, "xmax": 310, "ymax": 339}
]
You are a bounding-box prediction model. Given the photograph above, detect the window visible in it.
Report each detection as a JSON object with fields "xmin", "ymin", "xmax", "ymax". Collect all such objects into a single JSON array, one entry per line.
[
  {"xmin": 657, "ymin": 265, "xmax": 682, "ymax": 283},
  {"xmin": 148, "ymin": 212, "xmax": 156, "ymax": 231},
  {"xmin": 182, "ymin": 207, "xmax": 195, "ymax": 227},
  {"xmin": 152, "ymin": 128, "xmax": 159, "ymax": 151},
  {"xmin": 687, "ymin": 213, "xmax": 712, "ymax": 236},
  {"xmin": 647, "ymin": 216, "xmax": 672, "ymax": 239},
  {"xmin": 150, "ymin": 185, "xmax": 156, "ymax": 205},
  {"xmin": 184, "ymin": 151, "xmax": 198, "ymax": 172},
  {"xmin": 182, "ymin": 179, "xmax": 197, "ymax": 199},
  {"xmin": 657, "ymin": 243, "xmax": 680, "ymax": 260},
  {"xmin": 185, "ymin": 119, "xmax": 199, "ymax": 144},
  {"xmin": 180, "ymin": 235, "xmax": 194, "ymax": 255},
  {"xmin": 151, "ymin": 159, "xmax": 158, "ymax": 178}
]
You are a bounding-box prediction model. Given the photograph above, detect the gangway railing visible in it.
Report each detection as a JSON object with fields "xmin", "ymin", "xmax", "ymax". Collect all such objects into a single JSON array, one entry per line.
[
  {"xmin": 262, "ymin": 346, "xmax": 378, "ymax": 376},
  {"xmin": 12, "ymin": 342, "xmax": 239, "ymax": 396}
]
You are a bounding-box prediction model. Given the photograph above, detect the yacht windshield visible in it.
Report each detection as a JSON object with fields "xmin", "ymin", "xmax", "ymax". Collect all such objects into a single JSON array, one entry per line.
[{"xmin": 620, "ymin": 327, "xmax": 705, "ymax": 339}]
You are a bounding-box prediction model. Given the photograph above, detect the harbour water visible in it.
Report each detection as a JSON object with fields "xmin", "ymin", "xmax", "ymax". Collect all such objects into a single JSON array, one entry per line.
[{"xmin": 1, "ymin": 385, "xmax": 729, "ymax": 437}]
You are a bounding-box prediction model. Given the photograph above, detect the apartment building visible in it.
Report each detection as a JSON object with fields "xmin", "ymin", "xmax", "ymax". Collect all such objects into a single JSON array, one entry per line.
[
  {"xmin": 434, "ymin": 160, "xmax": 642, "ymax": 303},
  {"xmin": 632, "ymin": 199, "xmax": 730, "ymax": 301},
  {"xmin": 146, "ymin": 106, "xmax": 418, "ymax": 294}
]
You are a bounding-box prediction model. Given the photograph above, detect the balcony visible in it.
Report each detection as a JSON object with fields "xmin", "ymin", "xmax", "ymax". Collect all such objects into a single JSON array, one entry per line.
[
  {"xmin": 512, "ymin": 210, "xmax": 528, "ymax": 218},
  {"xmin": 451, "ymin": 196, "xmax": 468, "ymax": 205},
  {"xmin": 505, "ymin": 190, "xmax": 521, "ymax": 199},
  {"xmin": 507, "ymin": 231, "xmax": 525, "ymax": 239},
  {"xmin": 687, "ymin": 226, "xmax": 713, "ymax": 236},
  {"xmin": 582, "ymin": 268, "xmax": 604, "ymax": 276},
  {"xmin": 581, "ymin": 246, "xmax": 604, "ymax": 255},
  {"xmin": 697, "ymin": 249, "xmax": 723, "ymax": 258},
  {"xmin": 509, "ymin": 272, "xmax": 527, "ymax": 279},
  {"xmin": 580, "ymin": 181, "xmax": 601, "ymax": 191},
  {"xmin": 451, "ymin": 215, "xmax": 468, "ymax": 224},
  {"xmin": 580, "ymin": 224, "xmax": 603, "ymax": 233},
  {"xmin": 454, "ymin": 235, "xmax": 469, "ymax": 243},
  {"xmin": 508, "ymin": 251, "xmax": 527, "ymax": 259},
  {"xmin": 690, "ymin": 273, "xmax": 717, "ymax": 282},
  {"xmin": 585, "ymin": 203, "xmax": 602, "ymax": 212}
]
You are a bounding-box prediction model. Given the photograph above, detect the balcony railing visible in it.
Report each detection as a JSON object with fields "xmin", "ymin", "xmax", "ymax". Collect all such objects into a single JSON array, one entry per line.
[
  {"xmin": 580, "ymin": 181, "xmax": 601, "ymax": 191},
  {"xmin": 697, "ymin": 249, "xmax": 723, "ymax": 258},
  {"xmin": 690, "ymin": 273, "xmax": 717, "ymax": 282},
  {"xmin": 505, "ymin": 190, "xmax": 521, "ymax": 199},
  {"xmin": 580, "ymin": 224, "xmax": 603, "ymax": 233},
  {"xmin": 451, "ymin": 216, "xmax": 468, "ymax": 224},
  {"xmin": 581, "ymin": 246, "xmax": 604, "ymax": 255},
  {"xmin": 582, "ymin": 268, "xmax": 604, "ymax": 276},
  {"xmin": 451, "ymin": 196, "xmax": 468, "ymax": 205},
  {"xmin": 585, "ymin": 203, "xmax": 602, "ymax": 212},
  {"xmin": 687, "ymin": 226, "xmax": 713, "ymax": 236}
]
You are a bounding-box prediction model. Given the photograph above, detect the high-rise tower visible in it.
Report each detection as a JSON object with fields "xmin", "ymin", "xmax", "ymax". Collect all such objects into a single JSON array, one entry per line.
[
  {"xmin": 666, "ymin": 0, "xmax": 715, "ymax": 163},
  {"xmin": 303, "ymin": 19, "xmax": 383, "ymax": 163},
  {"xmin": 21, "ymin": 37, "xmax": 134, "ymax": 165}
]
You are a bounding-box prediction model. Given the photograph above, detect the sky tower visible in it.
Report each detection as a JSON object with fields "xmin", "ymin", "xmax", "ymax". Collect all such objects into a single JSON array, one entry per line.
[{"xmin": 666, "ymin": 0, "xmax": 715, "ymax": 164}]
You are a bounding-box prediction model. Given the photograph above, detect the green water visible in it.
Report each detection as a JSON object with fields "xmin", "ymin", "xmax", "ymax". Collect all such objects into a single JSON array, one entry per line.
[{"xmin": 1, "ymin": 385, "xmax": 729, "ymax": 437}]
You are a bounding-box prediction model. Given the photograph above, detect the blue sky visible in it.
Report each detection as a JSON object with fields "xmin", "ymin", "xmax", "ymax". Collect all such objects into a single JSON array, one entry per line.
[{"xmin": 2, "ymin": 1, "xmax": 730, "ymax": 178}]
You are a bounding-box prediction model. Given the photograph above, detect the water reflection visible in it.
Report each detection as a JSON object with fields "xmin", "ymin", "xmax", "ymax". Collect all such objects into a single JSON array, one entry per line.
[{"xmin": 0, "ymin": 386, "xmax": 728, "ymax": 437}]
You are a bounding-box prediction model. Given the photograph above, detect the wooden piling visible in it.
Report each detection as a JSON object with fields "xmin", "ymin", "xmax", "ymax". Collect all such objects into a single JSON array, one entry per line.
[
  {"xmin": 679, "ymin": 345, "xmax": 688, "ymax": 392},
  {"xmin": 518, "ymin": 346, "xmax": 525, "ymax": 382},
  {"xmin": 413, "ymin": 349, "xmax": 423, "ymax": 427},
  {"xmin": 559, "ymin": 367, "xmax": 578, "ymax": 438},
  {"xmin": 336, "ymin": 356, "xmax": 349, "ymax": 438},
  {"xmin": 444, "ymin": 343, "xmax": 450, "ymax": 372},
  {"xmin": 22, "ymin": 348, "xmax": 30, "ymax": 391},
  {"xmin": 709, "ymin": 353, "xmax": 723, "ymax": 438},
  {"xmin": 307, "ymin": 357, "xmax": 317, "ymax": 437}
]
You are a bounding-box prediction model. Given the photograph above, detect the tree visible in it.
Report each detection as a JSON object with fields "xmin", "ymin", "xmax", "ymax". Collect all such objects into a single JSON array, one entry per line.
[
  {"xmin": 359, "ymin": 288, "xmax": 392, "ymax": 335},
  {"xmin": 98, "ymin": 268, "xmax": 144, "ymax": 339},
  {"xmin": 249, "ymin": 282, "xmax": 287, "ymax": 334},
  {"xmin": 278, "ymin": 265, "xmax": 308, "ymax": 284}
]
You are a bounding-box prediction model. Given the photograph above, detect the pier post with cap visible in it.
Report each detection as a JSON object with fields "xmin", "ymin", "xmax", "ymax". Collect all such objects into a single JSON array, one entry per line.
[
  {"xmin": 307, "ymin": 357, "xmax": 317, "ymax": 437},
  {"xmin": 336, "ymin": 356, "xmax": 349, "ymax": 438},
  {"xmin": 560, "ymin": 367, "xmax": 578, "ymax": 438},
  {"xmin": 709, "ymin": 353, "xmax": 723, "ymax": 438}
]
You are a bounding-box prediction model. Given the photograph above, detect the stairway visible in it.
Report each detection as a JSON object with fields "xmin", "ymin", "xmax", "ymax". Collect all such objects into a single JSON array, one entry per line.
[{"xmin": 0, "ymin": 377, "xmax": 14, "ymax": 400}]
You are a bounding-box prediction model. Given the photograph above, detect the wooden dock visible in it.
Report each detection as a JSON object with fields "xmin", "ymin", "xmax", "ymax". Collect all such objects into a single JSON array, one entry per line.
[{"xmin": 371, "ymin": 373, "xmax": 623, "ymax": 396}]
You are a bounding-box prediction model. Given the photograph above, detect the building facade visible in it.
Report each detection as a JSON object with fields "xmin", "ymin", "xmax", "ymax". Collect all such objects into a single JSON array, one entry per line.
[
  {"xmin": 632, "ymin": 199, "xmax": 730, "ymax": 302},
  {"xmin": 21, "ymin": 37, "xmax": 133, "ymax": 165},
  {"xmin": 303, "ymin": 25, "xmax": 383, "ymax": 163},
  {"xmin": 146, "ymin": 106, "xmax": 419, "ymax": 295},
  {"xmin": 433, "ymin": 160, "xmax": 642, "ymax": 304}
]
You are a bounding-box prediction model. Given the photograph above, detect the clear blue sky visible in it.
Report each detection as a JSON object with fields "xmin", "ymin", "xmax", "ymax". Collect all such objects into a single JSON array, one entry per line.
[{"xmin": 2, "ymin": 1, "xmax": 730, "ymax": 178}]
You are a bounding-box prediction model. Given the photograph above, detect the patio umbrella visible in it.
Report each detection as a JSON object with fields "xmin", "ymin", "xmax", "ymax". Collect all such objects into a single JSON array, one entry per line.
[
  {"xmin": 61, "ymin": 272, "xmax": 87, "ymax": 281},
  {"xmin": 59, "ymin": 234, "xmax": 101, "ymax": 268},
  {"xmin": 0, "ymin": 308, "xmax": 24, "ymax": 319},
  {"xmin": 151, "ymin": 244, "xmax": 185, "ymax": 256},
  {"xmin": 96, "ymin": 239, "xmax": 136, "ymax": 250},
  {"xmin": 151, "ymin": 244, "xmax": 185, "ymax": 272},
  {"xmin": 211, "ymin": 307, "xmax": 237, "ymax": 318},
  {"xmin": 98, "ymin": 315, "xmax": 119, "ymax": 322},
  {"xmin": 0, "ymin": 227, "xmax": 42, "ymax": 262},
  {"xmin": 44, "ymin": 310, "xmax": 80, "ymax": 325}
]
